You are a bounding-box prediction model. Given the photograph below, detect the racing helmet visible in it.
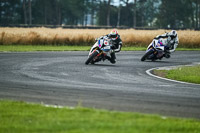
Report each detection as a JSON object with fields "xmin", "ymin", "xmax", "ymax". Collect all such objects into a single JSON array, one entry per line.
[
  {"xmin": 168, "ymin": 30, "xmax": 177, "ymax": 37},
  {"xmin": 109, "ymin": 29, "xmax": 118, "ymax": 41}
]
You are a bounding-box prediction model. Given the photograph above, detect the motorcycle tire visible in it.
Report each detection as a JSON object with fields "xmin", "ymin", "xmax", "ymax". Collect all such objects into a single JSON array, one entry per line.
[
  {"xmin": 141, "ymin": 49, "xmax": 154, "ymax": 61},
  {"xmin": 85, "ymin": 51, "xmax": 99, "ymax": 65}
]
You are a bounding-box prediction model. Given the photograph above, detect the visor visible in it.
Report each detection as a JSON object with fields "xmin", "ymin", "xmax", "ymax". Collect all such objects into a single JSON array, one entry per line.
[{"xmin": 110, "ymin": 35, "xmax": 117, "ymax": 38}]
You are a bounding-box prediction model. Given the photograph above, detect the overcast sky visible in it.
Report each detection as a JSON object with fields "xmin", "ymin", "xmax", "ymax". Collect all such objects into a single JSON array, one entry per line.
[{"xmin": 112, "ymin": 0, "xmax": 133, "ymax": 6}]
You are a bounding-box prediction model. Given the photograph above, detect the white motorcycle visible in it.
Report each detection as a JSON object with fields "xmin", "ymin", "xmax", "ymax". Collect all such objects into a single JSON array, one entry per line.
[
  {"xmin": 141, "ymin": 38, "xmax": 171, "ymax": 61},
  {"xmin": 85, "ymin": 38, "xmax": 114, "ymax": 65}
]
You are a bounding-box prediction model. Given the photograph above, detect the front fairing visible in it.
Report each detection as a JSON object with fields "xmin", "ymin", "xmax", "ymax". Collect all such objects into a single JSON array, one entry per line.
[
  {"xmin": 145, "ymin": 39, "xmax": 166, "ymax": 60},
  {"xmin": 89, "ymin": 42, "xmax": 99, "ymax": 56},
  {"xmin": 89, "ymin": 38, "xmax": 111, "ymax": 55},
  {"xmin": 147, "ymin": 39, "xmax": 166, "ymax": 51},
  {"xmin": 156, "ymin": 50, "xmax": 164, "ymax": 58},
  {"xmin": 88, "ymin": 38, "xmax": 112, "ymax": 63},
  {"xmin": 146, "ymin": 49, "xmax": 155, "ymax": 59},
  {"xmin": 154, "ymin": 39, "xmax": 165, "ymax": 51},
  {"xmin": 101, "ymin": 45, "xmax": 111, "ymax": 52}
]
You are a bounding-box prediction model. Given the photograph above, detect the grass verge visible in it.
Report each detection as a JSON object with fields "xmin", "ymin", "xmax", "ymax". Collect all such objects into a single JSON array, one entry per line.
[
  {"xmin": 153, "ymin": 65, "xmax": 200, "ymax": 84},
  {"xmin": 0, "ymin": 100, "xmax": 200, "ymax": 133},
  {"xmin": 0, "ymin": 45, "xmax": 200, "ymax": 52},
  {"xmin": 0, "ymin": 45, "xmax": 91, "ymax": 52}
]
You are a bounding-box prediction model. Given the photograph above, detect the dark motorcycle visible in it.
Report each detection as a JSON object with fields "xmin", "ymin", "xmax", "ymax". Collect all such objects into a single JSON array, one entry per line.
[
  {"xmin": 85, "ymin": 38, "xmax": 113, "ymax": 65},
  {"xmin": 141, "ymin": 39, "xmax": 170, "ymax": 61}
]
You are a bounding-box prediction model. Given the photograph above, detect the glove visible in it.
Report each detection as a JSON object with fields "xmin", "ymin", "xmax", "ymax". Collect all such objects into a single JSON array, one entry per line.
[
  {"xmin": 164, "ymin": 46, "xmax": 169, "ymax": 52},
  {"xmin": 111, "ymin": 45, "xmax": 116, "ymax": 49}
]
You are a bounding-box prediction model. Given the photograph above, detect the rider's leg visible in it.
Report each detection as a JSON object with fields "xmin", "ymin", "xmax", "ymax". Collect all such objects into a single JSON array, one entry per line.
[
  {"xmin": 110, "ymin": 52, "xmax": 116, "ymax": 64},
  {"xmin": 164, "ymin": 46, "xmax": 170, "ymax": 58},
  {"xmin": 105, "ymin": 55, "xmax": 111, "ymax": 61}
]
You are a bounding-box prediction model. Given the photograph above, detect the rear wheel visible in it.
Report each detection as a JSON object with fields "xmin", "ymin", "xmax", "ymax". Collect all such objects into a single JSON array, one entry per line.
[
  {"xmin": 141, "ymin": 50, "xmax": 154, "ymax": 61},
  {"xmin": 85, "ymin": 51, "xmax": 99, "ymax": 65}
]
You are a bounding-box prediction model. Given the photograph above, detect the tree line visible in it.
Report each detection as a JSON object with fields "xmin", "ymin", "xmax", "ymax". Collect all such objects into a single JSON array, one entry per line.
[{"xmin": 0, "ymin": 0, "xmax": 200, "ymax": 29}]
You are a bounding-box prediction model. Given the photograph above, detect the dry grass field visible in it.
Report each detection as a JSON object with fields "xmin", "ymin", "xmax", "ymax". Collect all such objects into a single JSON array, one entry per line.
[{"xmin": 0, "ymin": 27, "xmax": 200, "ymax": 48}]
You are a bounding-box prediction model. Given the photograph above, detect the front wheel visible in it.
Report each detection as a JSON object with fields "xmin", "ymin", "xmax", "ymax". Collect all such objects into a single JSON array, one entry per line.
[
  {"xmin": 85, "ymin": 51, "xmax": 99, "ymax": 65},
  {"xmin": 141, "ymin": 49, "xmax": 154, "ymax": 61}
]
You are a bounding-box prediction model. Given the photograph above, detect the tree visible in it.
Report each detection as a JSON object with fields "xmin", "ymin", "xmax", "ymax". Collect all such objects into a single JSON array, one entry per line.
[
  {"xmin": 134, "ymin": 0, "xmax": 159, "ymax": 27},
  {"xmin": 120, "ymin": 0, "xmax": 133, "ymax": 27},
  {"xmin": 133, "ymin": 0, "xmax": 136, "ymax": 28},
  {"xmin": 96, "ymin": 1, "xmax": 107, "ymax": 25},
  {"xmin": 0, "ymin": 0, "xmax": 199, "ymax": 29},
  {"xmin": 28, "ymin": 0, "xmax": 32, "ymax": 25},
  {"xmin": 22, "ymin": 0, "xmax": 31, "ymax": 25},
  {"xmin": 117, "ymin": 0, "xmax": 121, "ymax": 27},
  {"xmin": 23, "ymin": 0, "xmax": 27, "ymax": 24},
  {"xmin": 107, "ymin": 0, "xmax": 111, "ymax": 26},
  {"xmin": 194, "ymin": 0, "xmax": 200, "ymax": 29},
  {"xmin": 61, "ymin": 0, "xmax": 86, "ymax": 25},
  {"xmin": 156, "ymin": 0, "xmax": 194, "ymax": 29},
  {"xmin": 0, "ymin": 0, "xmax": 22, "ymax": 25}
]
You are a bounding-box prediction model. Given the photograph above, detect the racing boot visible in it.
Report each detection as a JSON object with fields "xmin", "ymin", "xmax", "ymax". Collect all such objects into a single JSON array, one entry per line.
[
  {"xmin": 164, "ymin": 52, "xmax": 170, "ymax": 58},
  {"xmin": 110, "ymin": 52, "xmax": 116, "ymax": 64},
  {"xmin": 105, "ymin": 55, "xmax": 111, "ymax": 61},
  {"xmin": 163, "ymin": 47, "xmax": 170, "ymax": 58}
]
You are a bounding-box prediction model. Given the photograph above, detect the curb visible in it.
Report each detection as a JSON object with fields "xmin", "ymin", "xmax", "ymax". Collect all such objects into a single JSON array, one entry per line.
[{"xmin": 146, "ymin": 63, "xmax": 200, "ymax": 86}]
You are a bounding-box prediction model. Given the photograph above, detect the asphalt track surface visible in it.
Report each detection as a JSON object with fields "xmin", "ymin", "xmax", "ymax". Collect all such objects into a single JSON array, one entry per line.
[{"xmin": 0, "ymin": 51, "xmax": 200, "ymax": 119}]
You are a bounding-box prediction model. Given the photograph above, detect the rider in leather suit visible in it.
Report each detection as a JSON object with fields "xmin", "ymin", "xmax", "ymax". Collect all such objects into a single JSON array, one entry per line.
[
  {"xmin": 154, "ymin": 30, "xmax": 179, "ymax": 58},
  {"xmin": 97, "ymin": 29, "xmax": 122, "ymax": 63}
]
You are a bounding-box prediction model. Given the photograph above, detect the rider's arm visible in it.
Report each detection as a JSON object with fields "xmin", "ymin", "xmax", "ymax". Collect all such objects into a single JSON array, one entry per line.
[
  {"xmin": 96, "ymin": 35, "xmax": 109, "ymax": 41},
  {"xmin": 169, "ymin": 42, "xmax": 178, "ymax": 53},
  {"xmin": 169, "ymin": 36, "xmax": 179, "ymax": 53},
  {"xmin": 175, "ymin": 35, "xmax": 179, "ymax": 44},
  {"xmin": 114, "ymin": 41, "xmax": 122, "ymax": 52},
  {"xmin": 154, "ymin": 33, "xmax": 168, "ymax": 40}
]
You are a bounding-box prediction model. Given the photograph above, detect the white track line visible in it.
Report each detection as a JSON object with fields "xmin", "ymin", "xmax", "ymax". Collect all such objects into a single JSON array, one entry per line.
[
  {"xmin": 146, "ymin": 66, "xmax": 200, "ymax": 86},
  {"xmin": 43, "ymin": 104, "xmax": 75, "ymax": 109}
]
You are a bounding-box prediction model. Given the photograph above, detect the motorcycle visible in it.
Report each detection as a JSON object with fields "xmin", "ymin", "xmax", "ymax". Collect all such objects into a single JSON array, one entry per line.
[
  {"xmin": 85, "ymin": 38, "xmax": 113, "ymax": 65},
  {"xmin": 141, "ymin": 38, "xmax": 170, "ymax": 61}
]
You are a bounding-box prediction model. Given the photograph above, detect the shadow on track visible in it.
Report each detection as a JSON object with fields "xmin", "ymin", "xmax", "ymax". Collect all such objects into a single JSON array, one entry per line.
[
  {"xmin": 89, "ymin": 63, "xmax": 118, "ymax": 67},
  {"xmin": 140, "ymin": 60, "xmax": 186, "ymax": 64}
]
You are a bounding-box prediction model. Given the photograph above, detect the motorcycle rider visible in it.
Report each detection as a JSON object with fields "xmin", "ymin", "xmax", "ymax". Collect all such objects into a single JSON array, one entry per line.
[
  {"xmin": 96, "ymin": 29, "xmax": 122, "ymax": 64},
  {"xmin": 154, "ymin": 30, "xmax": 179, "ymax": 58}
]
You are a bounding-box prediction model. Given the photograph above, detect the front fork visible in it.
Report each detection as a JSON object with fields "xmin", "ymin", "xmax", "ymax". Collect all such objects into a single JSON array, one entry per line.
[
  {"xmin": 92, "ymin": 49, "xmax": 103, "ymax": 61},
  {"xmin": 148, "ymin": 47, "xmax": 157, "ymax": 54}
]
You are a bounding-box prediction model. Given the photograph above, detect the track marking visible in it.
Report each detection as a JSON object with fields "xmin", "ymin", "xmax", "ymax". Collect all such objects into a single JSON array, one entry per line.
[
  {"xmin": 43, "ymin": 104, "xmax": 75, "ymax": 109},
  {"xmin": 146, "ymin": 64, "xmax": 200, "ymax": 86}
]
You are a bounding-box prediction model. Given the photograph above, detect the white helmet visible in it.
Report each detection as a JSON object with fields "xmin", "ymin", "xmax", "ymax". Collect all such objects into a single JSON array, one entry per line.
[
  {"xmin": 109, "ymin": 29, "xmax": 119, "ymax": 41},
  {"xmin": 168, "ymin": 30, "xmax": 177, "ymax": 37}
]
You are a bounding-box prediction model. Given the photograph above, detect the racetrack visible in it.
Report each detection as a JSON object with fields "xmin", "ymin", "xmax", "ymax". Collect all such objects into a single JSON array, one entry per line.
[{"xmin": 0, "ymin": 51, "xmax": 200, "ymax": 119}]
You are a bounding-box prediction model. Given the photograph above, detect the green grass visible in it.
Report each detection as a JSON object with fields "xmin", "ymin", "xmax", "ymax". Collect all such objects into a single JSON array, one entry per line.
[
  {"xmin": 0, "ymin": 45, "xmax": 200, "ymax": 52},
  {"xmin": 154, "ymin": 65, "xmax": 200, "ymax": 84},
  {"xmin": 176, "ymin": 47, "xmax": 200, "ymax": 51},
  {"xmin": 0, "ymin": 45, "xmax": 91, "ymax": 52},
  {"xmin": 0, "ymin": 100, "xmax": 200, "ymax": 133},
  {"xmin": 0, "ymin": 45, "xmax": 146, "ymax": 52},
  {"xmin": 123, "ymin": 47, "xmax": 200, "ymax": 51},
  {"xmin": 122, "ymin": 46, "xmax": 147, "ymax": 51}
]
